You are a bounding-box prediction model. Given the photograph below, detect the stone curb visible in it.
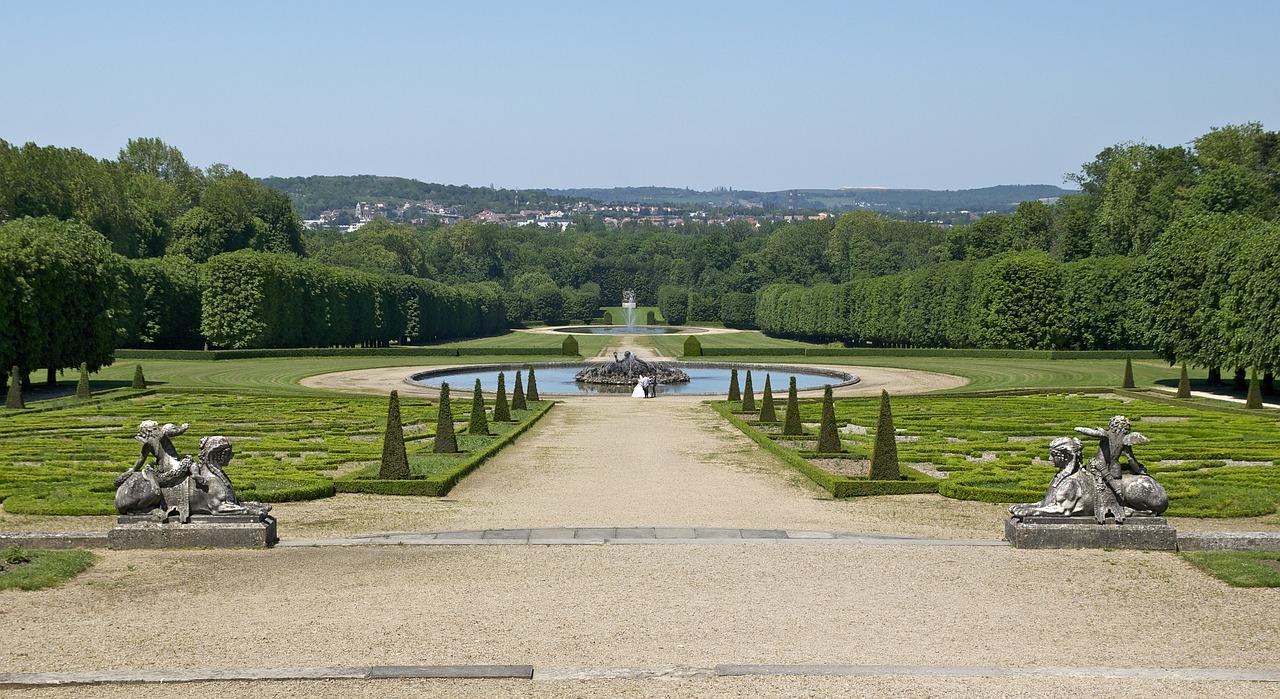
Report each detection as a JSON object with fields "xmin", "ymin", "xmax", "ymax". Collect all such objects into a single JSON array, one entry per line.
[
  {"xmin": 276, "ymin": 528, "xmax": 1010, "ymax": 547},
  {"xmin": 3, "ymin": 663, "xmax": 1278, "ymax": 688}
]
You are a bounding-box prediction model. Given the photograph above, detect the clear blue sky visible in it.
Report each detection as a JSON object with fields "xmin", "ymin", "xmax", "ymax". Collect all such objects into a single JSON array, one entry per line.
[{"xmin": 2, "ymin": 1, "xmax": 1277, "ymax": 190}]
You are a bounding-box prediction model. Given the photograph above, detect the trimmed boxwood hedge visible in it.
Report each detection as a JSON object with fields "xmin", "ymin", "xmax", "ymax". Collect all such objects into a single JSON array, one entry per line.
[
  {"xmin": 711, "ymin": 401, "xmax": 938, "ymax": 498},
  {"xmin": 335, "ymin": 400, "xmax": 554, "ymax": 497},
  {"xmin": 115, "ymin": 346, "xmax": 565, "ymax": 360}
]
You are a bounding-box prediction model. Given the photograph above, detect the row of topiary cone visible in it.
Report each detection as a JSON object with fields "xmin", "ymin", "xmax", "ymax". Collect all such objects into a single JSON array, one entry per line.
[
  {"xmin": 726, "ymin": 367, "xmax": 899, "ymax": 480},
  {"xmin": 5, "ymin": 363, "xmax": 150, "ymax": 409},
  {"xmin": 379, "ymin": 368, "xmax": 541, "ymax": 479},
  {"xmin": 1123, "ymin": 357, "xmax": 1267, "ymax": 409}
]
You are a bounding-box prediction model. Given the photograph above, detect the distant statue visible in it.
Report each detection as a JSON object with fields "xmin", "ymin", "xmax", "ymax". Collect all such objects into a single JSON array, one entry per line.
[
  {"xmin": 1009, "ymin": 415, "xmax": 1168, "ymax": 522},
  {"xmin": 113, "ymin": 421, "xmax": 269, "ymax": 522}
]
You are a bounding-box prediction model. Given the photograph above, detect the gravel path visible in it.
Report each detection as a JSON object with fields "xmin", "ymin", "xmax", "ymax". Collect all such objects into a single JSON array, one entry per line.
[{"xmin": 4, "ymin": 545, "xmax": 1278, "ymax": 678}]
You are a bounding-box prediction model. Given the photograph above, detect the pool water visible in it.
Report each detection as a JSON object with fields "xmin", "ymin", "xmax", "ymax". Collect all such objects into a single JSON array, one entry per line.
[{"xmin": 411, "ymin": 364, "xmax": 852, "ymax": 396}]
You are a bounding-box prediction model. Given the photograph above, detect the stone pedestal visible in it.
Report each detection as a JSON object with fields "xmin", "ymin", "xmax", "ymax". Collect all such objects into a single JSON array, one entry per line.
[
  {"xmin": 1004, "ymin": 514, "xmax": 1176, "ymax": 550},
  {"xmin": 109, "ymin": 514, "xmax": 277, "ymax": 550}
]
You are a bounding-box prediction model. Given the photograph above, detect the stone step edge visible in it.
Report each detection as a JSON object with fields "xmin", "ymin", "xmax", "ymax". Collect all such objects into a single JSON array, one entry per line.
[{"xmin": 3, "ymin": 663, "xmax": 1279, "ymax": 688}]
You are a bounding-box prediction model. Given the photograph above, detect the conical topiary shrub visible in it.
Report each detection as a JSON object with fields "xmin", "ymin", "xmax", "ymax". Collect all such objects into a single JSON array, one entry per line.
[
  {"xmin": 526, "ymin": 367, "xmax": 540, "ymax": 402},
  {"xmin": 601, "ymin": 310, "xmax": 614, "ymax": 325},
  {"xmin": 1122, "ymin": 358, "xmax": 1135, "ymax": 389},
  {"xmin": 646, "ymin": 310, "xmax": 656, "ymax": 325},
  {"xmin": 562, "ymin": 335, "xmax": 579, "ymax": 356},
  {"xmin": 5, "ymin": 366, "xmax": 23, "ymax": 409},
  {"xmin": 1247, "ymin": 369, "xmax": 1264, "ymax": 409},
  {"xmin": 683, "ymin": 335, "xmax": 702, "ymax": 357},
  {"xmin": 132, "ymin": 364, "xmax": 147, "ymax": 389},
  {"xmin": 76, "ymin": 363, "xmax": 91, "ymax": 399},
  {"xmin": 468, "ymin": 378, "xmax": 490, "ymax": 435},
  {"xmin": 728, "ymin": 368, "xmax": 740, "ymax": 402},
  {"xmin": 816, "ymin": 385, "xmax": 842, "ymax": 453},
  {"xmin": 512, "ymin": 371, "xmax": 527, "ymax": 410},
  {"xmin": 494, "ymin": 372, "xmax": 512, "ymax": 422},
  {"xmin": 869, "ymin": 390, "xmax": 900, "ymax": 480},
  {"xmin": 759, "ymin": 374, "xmax": 777, "ymax": 422},
  {"xmin": 433, "ymin": 383, "xmax": 458, "ymax": 453},
  {"xmin": 782, "ymin": 376, "xmax": 803, "ymax": 435},
  {"xmin": 1177, "ymin": 364, "xmax": 1191, "ymax": 398},
  {"xmin": 742, "ymin": 370, "xmax": 755, "ymax": 413},
  {"xmin": 379, "ymin": 390, "xmax": 410, "ymax": 479}
]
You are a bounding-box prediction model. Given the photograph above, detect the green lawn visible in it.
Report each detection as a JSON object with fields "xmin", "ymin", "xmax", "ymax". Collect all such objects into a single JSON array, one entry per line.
[
  {"xmin": 443, "ymin": 330, "xmax": 611, "ymax": 356},
  {"xmin": 0, "ymin": 388, "xmax": 548, "ymax": 515},
  {"xmin": 647, "ymin": 330, "xmax": 817, "ymax": 356},
  {"xmin": 0, "ymin": 548, "xmax": 96, "ymax": 590},
  {"xmin": 1182, "ymin": 551, "xmax": 1280, "ymax": 587},
  {"xmin": 688, "ymin": 354, "xmax": 1184, "ymax": 392},
  {"xmin": 721, "ymin": 390, "xmax": 1280, "ymax": 517}
]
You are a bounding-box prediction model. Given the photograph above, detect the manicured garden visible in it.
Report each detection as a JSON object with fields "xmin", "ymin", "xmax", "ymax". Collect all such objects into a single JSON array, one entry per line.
[
  {"xmin": 718, "ymin": 386, "xmax": 1280, "ymax": 518},
  {"xmin": 0, "ymin": 385, "xmax": 550, "ymax": 515}
]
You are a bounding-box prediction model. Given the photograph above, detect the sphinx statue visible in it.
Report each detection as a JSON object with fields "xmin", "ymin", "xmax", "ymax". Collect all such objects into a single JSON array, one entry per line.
[
  {"xmin": 114, "ymin": 420, "xmax": 269, "ymax": 522},
  {"xmin": 1009, "ymin": 415, "xmax": 1168, "ymax": 523}
]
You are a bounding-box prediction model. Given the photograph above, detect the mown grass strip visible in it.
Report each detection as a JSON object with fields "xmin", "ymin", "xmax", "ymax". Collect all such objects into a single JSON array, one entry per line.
[
  {"xmin": 1181, "ymin": 551, "xmax": 1280, "ymax": 587},
  {"xmin": 0, "ymin": 548, "xmax": 97, "ymax": 591}
]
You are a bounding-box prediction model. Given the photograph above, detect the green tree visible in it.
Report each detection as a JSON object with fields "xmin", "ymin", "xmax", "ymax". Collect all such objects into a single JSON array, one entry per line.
[
  {"xmin": 526, "ymin": 367, "xmax": 540, "ymax": 401},
  {"xmin": 5, "ymin": 367, "xmax": 23, "ymax": 409},
  {"xmin": 728, "ymin": 368, "xmax": 740, "ymax": 402},
  {"xmin": 379, "ymin": 390, "xmax": 410, "ymax": 479},
  {"xmin": 493, "ymin": 372, "xmax": 512, "ymax": 422},
  {"xmin": 1122, "ymin": 358, "xmax": 1135, "ymax": 389},
  {"xmin": 1246, "ymin": 369, "xmax": 1264, "ymax": 409},
  {"xmin": 816, "ymin": 385, "xmax": 842, "ymax": 453},
  {"xmin": 782, "ymin": 376, "xmax": 803, "ymax": 435},
  {"xmin": 1177, "ymin": 364, "xmax": 1191, "ymax": 398},
  {"xmin": 132, "ymin": 365, "xmax": 147, "ymax": 389},
  {"xmin": 869, "ymin": 390, "xmax": 900, "ymax": 480},
  {"xmin": 512, "ymin": 370, "xmax": 527, "ymax": 410},
  {"xmin": 76, "ymin": 363, "xmax": 90, "ymax": 399},
  {"xmin": 468, "ymin": 378, "xmax": 490, "ymax": 435},
  {"xmin": 759, "ymin": 374, "xmax": 777, "ymax": 422},
  {"xmin": 742, "ymin": 370, "xmax": 755, "ymax": 412},
  {"xmin": 433, "ymin": 383, "xmax": 458, "ymax": 453}
]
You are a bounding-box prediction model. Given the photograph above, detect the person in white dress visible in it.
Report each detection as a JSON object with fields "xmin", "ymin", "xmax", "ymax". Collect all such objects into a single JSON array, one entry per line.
[{"xmin": 631, "ymin": 376, "xmax": 647, "ymax": 398}]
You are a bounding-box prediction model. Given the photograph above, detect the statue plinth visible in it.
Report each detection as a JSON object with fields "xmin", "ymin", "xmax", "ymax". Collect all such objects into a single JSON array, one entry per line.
[
  {"xmin": 1004, "ymin": 514, "xmax": 1176, "ymax": 550},
  {"xmin": 109, "ymin": 512, "xmax": 278, "ymax": 549}
]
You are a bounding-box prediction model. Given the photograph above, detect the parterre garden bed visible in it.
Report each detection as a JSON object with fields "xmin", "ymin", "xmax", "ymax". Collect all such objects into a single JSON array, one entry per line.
[
  {"xmin": 0, "ymin": 390, "xmax": 549, "ymax": 515},
  {"xmin": 717, "ymin": 391, "xmax": 1280, "ymax": 517}
]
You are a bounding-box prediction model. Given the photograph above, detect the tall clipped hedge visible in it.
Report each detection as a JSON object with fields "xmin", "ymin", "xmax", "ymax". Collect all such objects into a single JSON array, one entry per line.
[
  {"xmin": 117, "ymin": 256, "xmax": 203, "ymax": 348},
  {"xmin": 757, "ymin": 252, "xmax": 1132, "ymax": 351},
  {"xmin": 199, "ymin": 250, "xmax": 505, "ymax": 349},
  {"xmin": 0, "ymin": 216, "xmax": 123, "ymax": 376}
]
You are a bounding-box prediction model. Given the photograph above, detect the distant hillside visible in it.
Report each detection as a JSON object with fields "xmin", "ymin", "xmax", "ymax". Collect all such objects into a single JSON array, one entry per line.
[
  {"xmin": 257, "ymin": 175, "xmax": 580, "ymax": 218},
  {"xmin": 547, "ymin": 184, "xmax": 1077, "ymax": 212}
]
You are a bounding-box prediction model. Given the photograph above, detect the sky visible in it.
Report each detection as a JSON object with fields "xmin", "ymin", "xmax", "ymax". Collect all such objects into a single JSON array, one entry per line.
[{"xmin": 2, "ymin": 1, "xmax": 1278, "ymax": 191}]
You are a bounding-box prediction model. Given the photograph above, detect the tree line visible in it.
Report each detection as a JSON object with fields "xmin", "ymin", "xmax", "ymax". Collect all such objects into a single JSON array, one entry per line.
[{"xmin": 0, "ymin": 216, "xmax": 508, "ymax": 387}]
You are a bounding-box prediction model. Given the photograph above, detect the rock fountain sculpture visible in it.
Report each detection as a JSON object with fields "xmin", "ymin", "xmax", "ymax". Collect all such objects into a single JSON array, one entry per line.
[
  {"xmin": 1005, "ymin": 415, "xmax": 1174, "ymax": 550},
  {"xmin": 574, "ymin": 350, "xmax": 690, "ymax": 386}
]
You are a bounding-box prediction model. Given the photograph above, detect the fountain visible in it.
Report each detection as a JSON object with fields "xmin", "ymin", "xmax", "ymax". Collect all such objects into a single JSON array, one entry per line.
[
  {"xmin": 574, "ymin": 351, "xmax": 690, "ymax": 386},
  {"xmin": 621, "ymin": 289, "xmax": 637, "ymax": 330}
]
